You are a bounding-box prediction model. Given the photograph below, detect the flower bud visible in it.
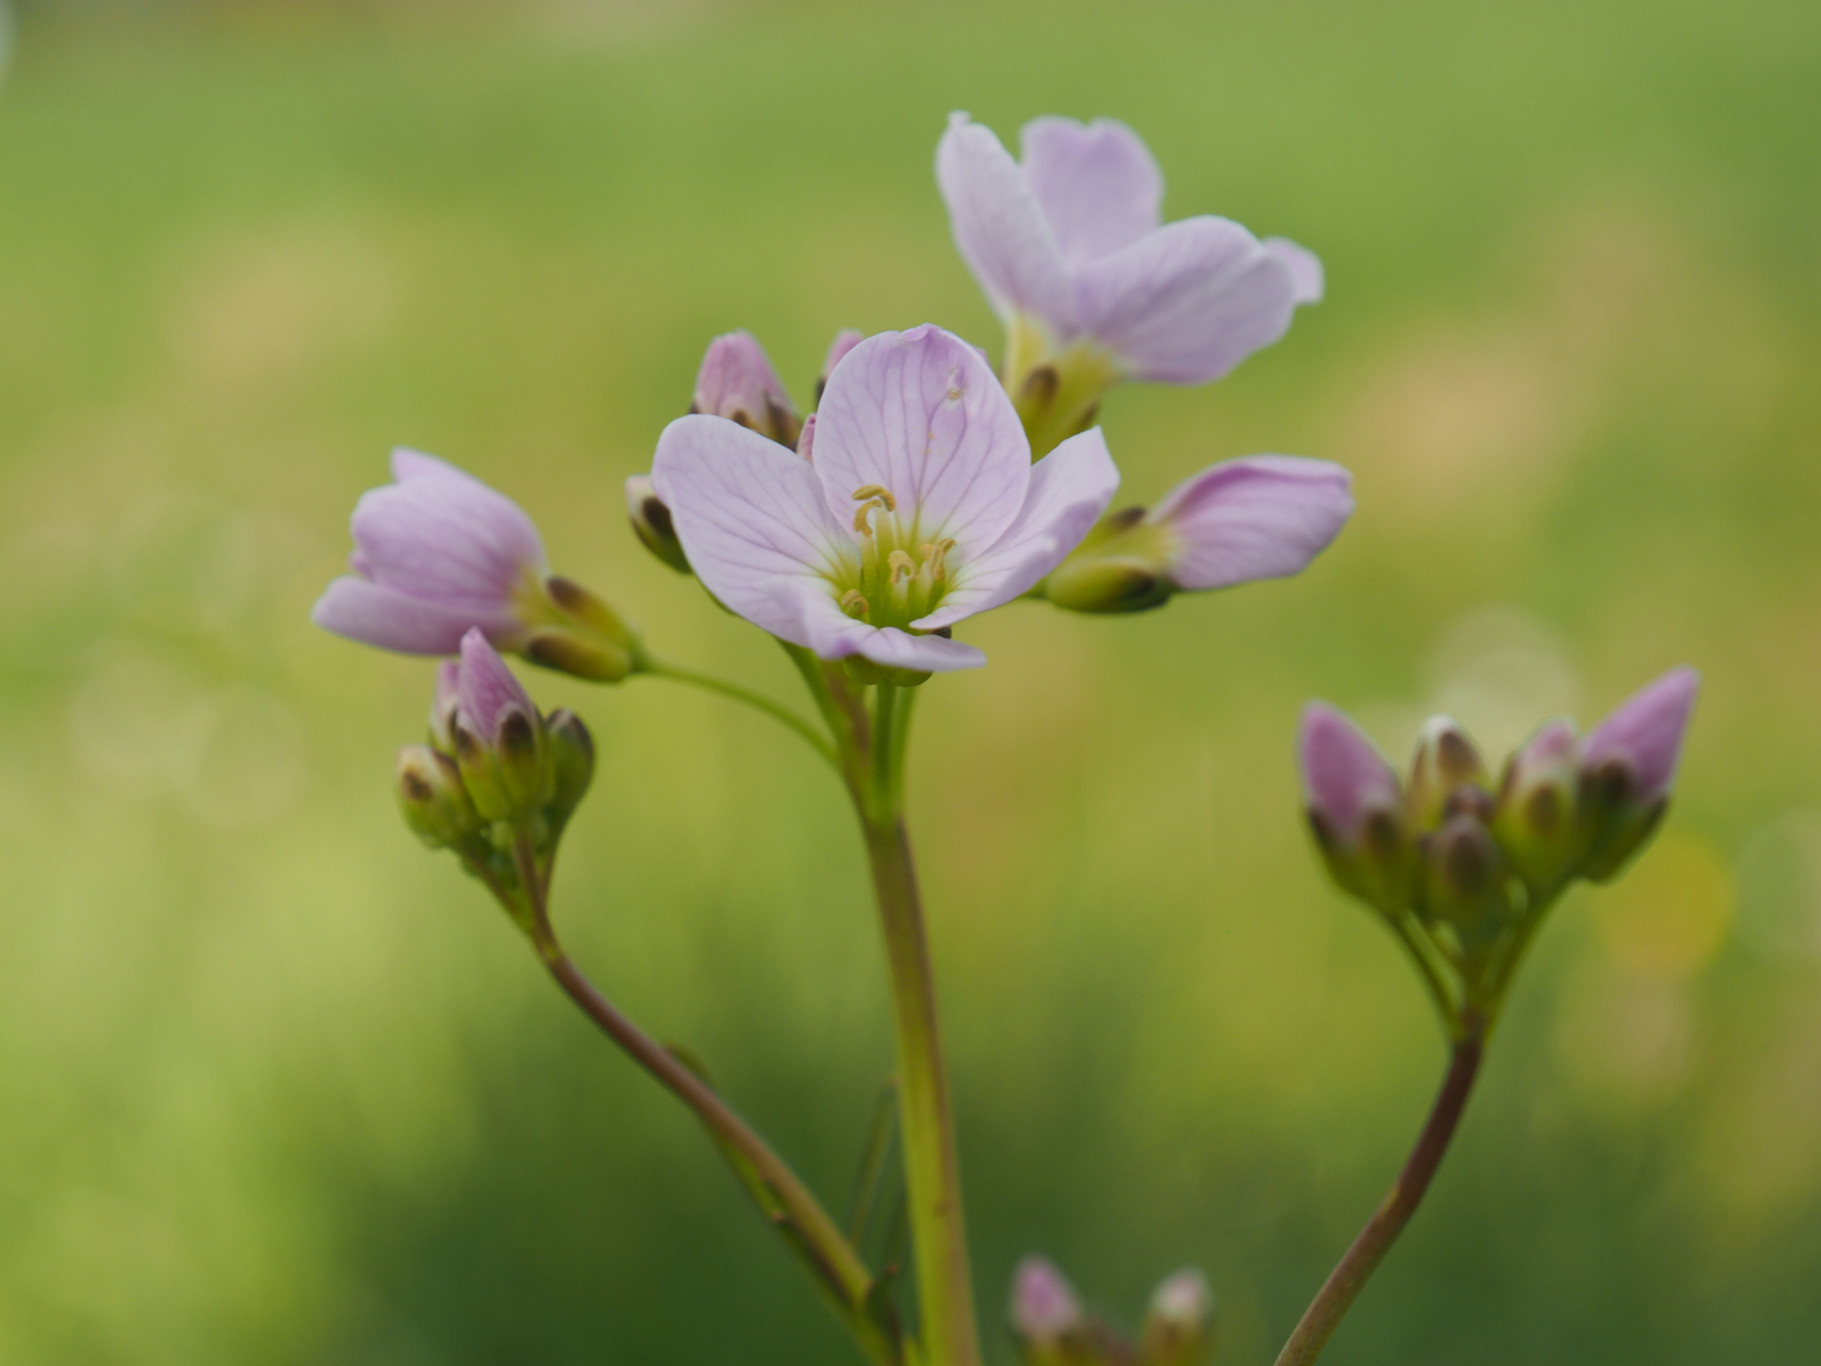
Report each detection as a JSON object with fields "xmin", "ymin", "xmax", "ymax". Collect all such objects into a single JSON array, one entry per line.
[
  {"xmin": 1575, "ymin": 667, "xmax": 1699, "ymax": 881},
  {"xmin": 1138, "ymin": 1268, "xmax": 1213, "ymax": 1366},
  {"xmin": 815, "ymin": 328, "xmax": 863, "ymax": 405},
  {"xmin": 1298, "ymin": 703, "xmax": 1417, "ymax": 915},
  {"xmin": 1405, "ymin": 715, "xmax": 1490, "ymax": 830},
  {"xmin": 1041, "ymin": 552, "xmax": 1168, "ymax": 614},
  {"xmin": 450, "ymin": 629, "xmax": 553, "ymax": 824},
  {"xmin": 546, "ymin": 708, "xmax": 595, "ymax": 835},
  {"xmin": 395, "ymin": 744, "xmax": 482, "ymax": 849},
  {"xmin": 1010, "ymin": 1257, "xmax": 1115, "ymax": 1365},
  {"xmin": 626, "ymin": 474, "xmax": 692, "ymax": 574},
  {"xmin": 691, "ymin": 330, "xmax": 801, "ymax": 447},
  {"xmin": 1580, "ymin": 667, "xmax": 1699, "ymax": 808},
  {"xmin": 1491, "ymin": 719, "xmax": 1581, "ymax": 892},
  {"xmin": 1420, "ymin": 813, "xmax": 1515, "ymax": 949}
]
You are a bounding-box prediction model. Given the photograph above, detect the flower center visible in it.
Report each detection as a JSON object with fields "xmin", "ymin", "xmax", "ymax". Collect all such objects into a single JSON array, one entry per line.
[{"xmin": 834, "ymin": 485, "xmax": 956, "ymax": 631}]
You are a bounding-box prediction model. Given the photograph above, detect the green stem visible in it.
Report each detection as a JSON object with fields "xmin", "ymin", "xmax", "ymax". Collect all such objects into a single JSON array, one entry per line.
[
  {"xmin": 857, "ymin": 684, "xmax": 983, "ymax": 1366},
  {"xmin": 1385, "ymin": 911, "xmax": 1464, "ymax": 1041},
  {"xmin": 641, "ymin": 657, "xmax": 840, "ymax": 769},
  {"xmin": 1273, "ymin": 1028, "xmax": 1486, "ymax": 1366}
]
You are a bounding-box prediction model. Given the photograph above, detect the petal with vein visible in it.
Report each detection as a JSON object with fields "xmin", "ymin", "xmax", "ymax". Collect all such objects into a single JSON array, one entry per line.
[
  {"xmin": 916, "ymin": 427, "xmax": 1120, "ymax": 629},
  {"xmin": 1019, "ymin": 116, "xmax": 1163, "ymax": 266}
]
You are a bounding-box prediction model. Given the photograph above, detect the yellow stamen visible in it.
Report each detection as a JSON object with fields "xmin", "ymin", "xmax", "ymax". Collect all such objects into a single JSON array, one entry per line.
[
  {"xmin": 851, "ymin": 484, "xmax": 896, "ymax": 510},
  {"xmin": 888, "ymin": 550, "xmax": 915, "ymax": 583},
  {"xmin": 839, "ymin": 589, "xmax": 869, "ymax": 618}
]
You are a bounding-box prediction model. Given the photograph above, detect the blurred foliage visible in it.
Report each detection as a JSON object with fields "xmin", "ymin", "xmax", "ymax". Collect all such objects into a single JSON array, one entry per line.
[{"xmin": 1, "ymin": 1, "xmax": 1819, "ymax": 1362}]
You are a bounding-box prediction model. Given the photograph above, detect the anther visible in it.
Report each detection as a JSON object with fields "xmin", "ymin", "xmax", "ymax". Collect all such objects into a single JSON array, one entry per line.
[
  {"xmin": 839, "ymin": 589, "xmax": 869, "ymax": 619},
  {"xmin": 888, "ymin": 550, "xmax": 915, "ymax": 583},
  {"xmin": 851, "ymin": 485, "xmax": 896, "ymax": 511}
]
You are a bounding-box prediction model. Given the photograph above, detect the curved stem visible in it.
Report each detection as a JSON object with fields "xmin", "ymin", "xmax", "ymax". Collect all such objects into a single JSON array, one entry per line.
[
  {"xmin": 508, "ymin": 837, "xmax": 892, "ymax": 1365},
  {"xmin": 859, "ymin": 685, "xmax": 983, "ymax": 1366},
  {"xmin": 641, "ymin": 658, "xmax": 839, "ymax": 769},
  {"xmin": 1273, "ymin": 1031, "xmax": 1485, "ymax": 1366}
]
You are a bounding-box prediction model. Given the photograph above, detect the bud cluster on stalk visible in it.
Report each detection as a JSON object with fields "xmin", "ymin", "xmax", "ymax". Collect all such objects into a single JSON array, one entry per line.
[
  {"xmin": 1010, "ymin": 1257, "xmax": 1213, "ymax": 1366},
  {"xmin": 1298, "ymin": 668, "xmax": 1699, "ymax": 1011},
  {"xmin": 395, "ymin": 629, "xmax": 595, "ymax": 931}
]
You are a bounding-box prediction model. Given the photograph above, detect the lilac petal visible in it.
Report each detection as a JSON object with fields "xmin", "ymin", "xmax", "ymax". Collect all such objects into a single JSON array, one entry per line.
[
  {"xmin": 694, "ymin": 331, "xmax": 794, "ymax": 425},
  {"xmin": 1151, "ymin": 455, "xmax": 1353, "ymax": 591},
  {"xmin": 457, "ymin": 628, "xmax": 535, "ymax": 739},
  {"xmin": 1011, "ymin": 1257, "xmax": 1084, "ymax": 1339},
  {"xmin": 311, "ymin": 577, "xmax": 523, "ymax": 655},
  {"xmin": 796, "ymin": 412, "xmax": 817, "ymax": 462},
  {"xmin": 652, "ymin": 414, "xmax": 853, "ymax": 648},
  {"xmin": 1263, "ymin": 236, "xmax": 1325, "ymax": 306},
  {"xmin": 1298, "ymin": 702, "xmax": 1402, "ymax": 841},
  {"xmin": 1019, "ymin": 116, "xmax": 1163, "ymax": 266},
  {"xmin": 391, "ymin": 447, "xmax": 479, "ymax": 484},
  {"xmin": 813, "ymin": 325, "xmax": 1032, "ymax": 553},
  {"xmin": 1581, "ymin": 667, "xmax": 1700, "ymax": 804},
  {"xmin": 351, "ymin": 472, "xmax": 547, "ymax": 603},
  {"xmin": 915, "ymin": 427, "xmax": 1119, "ymax": 629},
  {"xmin": 935, "ymin": 113, "xmax": 1074, "ymax": 330},
  {"xmin": 764, "ymin": 578, "xmax": 984, "ymax": 671},
  {"xmin": 1074, "ymin": 217, "xmax": 1299, "ymax": 384}
]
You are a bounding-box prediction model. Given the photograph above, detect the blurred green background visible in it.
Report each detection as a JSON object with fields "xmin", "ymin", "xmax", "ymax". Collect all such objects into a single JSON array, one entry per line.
[{"xmin": 3, "ymin": 0, "xmax": 1819, "ymax": 1361}]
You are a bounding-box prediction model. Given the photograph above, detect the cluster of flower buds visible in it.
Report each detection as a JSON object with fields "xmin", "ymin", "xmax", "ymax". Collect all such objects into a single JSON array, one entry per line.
[
  {"xmin": 314, "ymin": 449, "xmax": 645, "ymax": 682},
  {"xmin": 394, "ymin": 629, "xmax": 594, "ymax": 930},
  {"xmin": 1039, "ymin": 456, "xmax": 1355, "ymax": 615},
  {"xmin": 1011, "ymin": 1257, "xmax": 1213, "ymax": 1366},
  {"xmin": 1298, "ymin": 668, "xmax": 1699, "ymax": 1010}
]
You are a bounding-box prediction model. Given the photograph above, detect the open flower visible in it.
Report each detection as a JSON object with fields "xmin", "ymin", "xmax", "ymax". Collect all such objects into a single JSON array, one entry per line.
[
  {"xmin": 651, "ymin": 324, "xmax": 1119, "ymax": 676},
  {"xmin": 1043, "ymin": 455, "xmax": 1353, "ymax": 613},
  {"xmin": 313, "ymin": 448, "xmax": 549, "ymax": 654},
  {"xmin": 936, "ymin": 113, "xmax": 1320, "ymax": 395}
]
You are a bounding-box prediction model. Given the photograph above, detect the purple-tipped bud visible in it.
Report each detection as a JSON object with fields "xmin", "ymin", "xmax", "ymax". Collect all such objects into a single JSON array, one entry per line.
[
  {"xmin": 1405, "ymin": 715, "xmax": 1490, "ymax": 831},
  {"xmin": 691, "ymin": 330, "xmax": 800, "ymax": 447},
  {"xmin": 1139, "ymin": 1268, "xmax": 1214, "ymax": 1366},
  {"xmin": 457, "ymin": 629, "xmax": 533, "ymax": 742},
  {"xmin": 1576, "ymin": 667, "xmax": 1700, "ymax": 881},
  {"xmin": 815, "ymin": 328, "xmax": 864, "ymax": 404},
  {"xmin": 1299, "ymin": 703, "xmax": 1418, "ymax": 916},
  {"xmin": 1011, "ymin": 1256, "xmax": 1086, "ymax": 1345},
  {"xmin": 1299, "ymin": 704, "xmax": 1402, "ymax": 844},
  {"xmin": 450, "ymin": 629, "xmax": 552, "ymax": 822},
  {"xmin": 625, "ymin": 473, "xmax": 692, "ymax": 575},
  {"xmin": 312, "ymin": 448, "xmax": 549, "ymax": 655},
  {"xmin": 1580, "ymin": 667, "xmax": 1700, "ymax": 807}
]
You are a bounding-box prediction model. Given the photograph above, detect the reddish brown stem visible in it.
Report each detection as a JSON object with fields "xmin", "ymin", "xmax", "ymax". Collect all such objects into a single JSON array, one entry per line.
[{"xmin": 1274, "ymin": 1033, "xmax": 1485, "ymax": 1366}]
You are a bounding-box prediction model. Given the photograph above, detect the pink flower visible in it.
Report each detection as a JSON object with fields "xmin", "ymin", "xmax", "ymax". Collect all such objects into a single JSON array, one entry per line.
[
  {"xmin": 937, "ymin": 113, "xmax": 1320, "ymax": 387},
  {"xmin": 312, "ymin": 449, "xmax": 548, "ymax": 655},
  {"xmin": 652, "ymin": 325, "xmax": 1119, "ymax": 675}
]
